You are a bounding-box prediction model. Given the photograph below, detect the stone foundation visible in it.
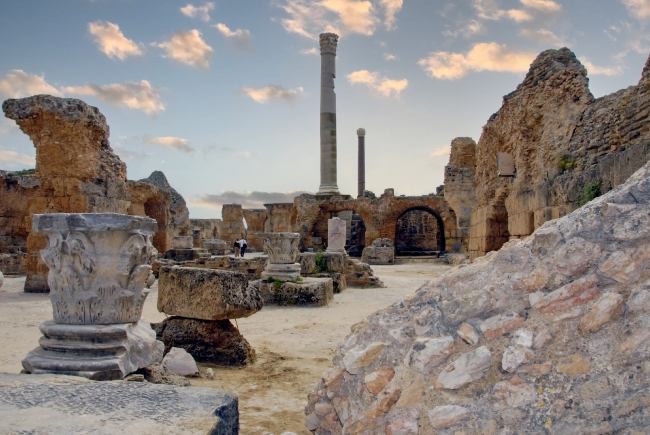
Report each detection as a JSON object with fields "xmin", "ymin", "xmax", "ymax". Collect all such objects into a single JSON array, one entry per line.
[{"xmin": 251, "ymin": 277, "xmax": 334, "ymax": 306}]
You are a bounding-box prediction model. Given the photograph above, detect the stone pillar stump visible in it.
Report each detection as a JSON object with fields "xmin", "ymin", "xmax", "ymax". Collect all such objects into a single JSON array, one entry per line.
[
  {"xmin": 22, "ymin": 213, "xmax": 164, "ymax": 380},
  {"xmin": 260, "ymin": 232, "xmax": 301, "ymax": 282},
  {"xmin": 326, "ymin": 217, "xmax": 347, "ymax": 254}
]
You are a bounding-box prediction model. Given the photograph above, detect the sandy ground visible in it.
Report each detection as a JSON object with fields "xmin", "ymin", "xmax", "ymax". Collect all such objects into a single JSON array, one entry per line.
[{"xmin": 0, "ymin": 260, "xmax": 451, "ymax": 435}]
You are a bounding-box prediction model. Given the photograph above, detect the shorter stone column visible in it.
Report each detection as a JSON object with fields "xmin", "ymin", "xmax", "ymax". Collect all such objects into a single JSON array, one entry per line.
[
  {"xmin": 22, "ymin": 213, "xmax": 164, "ymax": 380},
  {"xmin": 260, "ymin": 232, "xmax": 301, "ymax": 282},
  {"xmin": 326, "ymin": 217, "xmax": 347, "ymax": 254}
]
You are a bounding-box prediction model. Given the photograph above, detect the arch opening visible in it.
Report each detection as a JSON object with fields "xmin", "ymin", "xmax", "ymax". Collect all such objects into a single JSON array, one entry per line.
[
  {"xmin": 395, "ymin": 207, "xmax": 445, "ymax": 255},
  {"xmin": 144, "ymin": 197, "xmax": 169, "ymax": 253}
]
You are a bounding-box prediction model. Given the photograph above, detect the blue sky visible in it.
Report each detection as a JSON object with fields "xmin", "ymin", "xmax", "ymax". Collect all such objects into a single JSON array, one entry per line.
[{"xmin": 1, "ymin": 0, "xmax": 649, "ymax": 218}]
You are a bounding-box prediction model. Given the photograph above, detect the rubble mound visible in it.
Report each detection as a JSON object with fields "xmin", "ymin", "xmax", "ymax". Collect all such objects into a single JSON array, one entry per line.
[{"xmin": 306, "ymin": 161, "xmax": 650, "ymax": 434}]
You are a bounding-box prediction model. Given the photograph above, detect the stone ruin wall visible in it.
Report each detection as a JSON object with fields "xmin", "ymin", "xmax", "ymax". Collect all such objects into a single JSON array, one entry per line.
[
  {"xmin": 443, "ymin": 49, "xmax": 650, "ymax": 261},
  {"xmin": 395, "ymin": 210, "xmax": 441, "ymax": 254},
  {"xmin": 0, "ymin": 95, "xmax": 189, "ymax": 290}
]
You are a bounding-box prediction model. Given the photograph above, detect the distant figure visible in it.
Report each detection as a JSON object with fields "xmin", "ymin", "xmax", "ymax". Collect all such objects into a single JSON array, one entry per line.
[
  {"xmin": 240, "ymin": 238, "xmax": 247, "ymax": 257},
  {"xmin": 233, "ymin": 239, "xmax": 241, "ymax": 257}
]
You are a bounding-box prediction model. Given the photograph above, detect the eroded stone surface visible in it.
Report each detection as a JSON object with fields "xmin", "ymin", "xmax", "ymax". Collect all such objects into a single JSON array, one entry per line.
[
  {"xmin": 305, "ymin": 160, "xmax": 650, "ymax": 434},
  {"xmin": 158, "ymin": 266, "xmax": 262, "ymax": 320},
  {"xmin": 0, "ymin": 373, "xmax": 238, "ymax": 434}
]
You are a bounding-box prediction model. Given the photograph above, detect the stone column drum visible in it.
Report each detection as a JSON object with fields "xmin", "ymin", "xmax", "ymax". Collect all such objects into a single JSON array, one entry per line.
[
  {"xmin": 260, "ymin": 232, "xmax": 301, "ymax": 282},
  {"xmin": 22, "ymin": 213, "xmax": 164, "ymax": 380},
  {"xmin": 326, "ymin": 217, "xmax": 347, "ymax": 254},
  {"xmin": 318, "ymin": 32, "xmax": 340, "ymax": 195}
]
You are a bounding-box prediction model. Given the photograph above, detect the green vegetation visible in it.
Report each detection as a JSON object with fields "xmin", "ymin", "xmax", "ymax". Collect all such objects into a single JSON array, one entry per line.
[
  {"xmin": 290, "ymin": 277, "xmax": 303, "ymax": 283},
  {"xmin": 313, "ymin": 251, "xmax": 327, "ymax": 274},
  {"xmin": 265, "ymin": 276, "xmax": 283, "ymax": 289},
  {"xmin": 7, "ymin": 168, "xmax": 35, "ymax": 176},
  {"xmin": 579, "ymin": 181, "xmax": 602, "ymax": 206},
  {"xmin": 558, "ymin": 154, "xmax": 577, "ymax": 172}
]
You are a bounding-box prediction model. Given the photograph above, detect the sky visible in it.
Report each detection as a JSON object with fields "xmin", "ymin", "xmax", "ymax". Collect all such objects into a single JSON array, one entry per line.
[{"xmin": 1, "ymin": 0, "xmax": 649, "ymax": 219}]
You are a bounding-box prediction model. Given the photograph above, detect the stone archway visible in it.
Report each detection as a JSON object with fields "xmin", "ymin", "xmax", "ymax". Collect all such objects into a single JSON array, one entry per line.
[
  {"xmin": 394, "ymin": 206, "xmax": 445, "ymax": 254},
  {"xmin": 144, "ymin": 196, "xmax": 170, "ymax": 253}
]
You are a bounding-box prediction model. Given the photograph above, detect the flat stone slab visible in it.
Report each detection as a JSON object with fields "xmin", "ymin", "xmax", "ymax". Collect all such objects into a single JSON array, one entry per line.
[
  {"xmin": 0, "ymin": 372, "xmax": 238, "ymax": 434},
  {"xmin": 251, "ymin": 277, "xmax": 334, "ymax": 306},
  {"xmin": 158, "ymin": 266, "xmax": 263, "ymax": 320}
]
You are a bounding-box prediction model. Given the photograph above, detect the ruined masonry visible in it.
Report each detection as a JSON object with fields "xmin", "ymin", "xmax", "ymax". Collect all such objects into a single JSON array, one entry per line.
[{"xmin": 305, "ymin": 160, "xmax": 650, "ymax": 434}]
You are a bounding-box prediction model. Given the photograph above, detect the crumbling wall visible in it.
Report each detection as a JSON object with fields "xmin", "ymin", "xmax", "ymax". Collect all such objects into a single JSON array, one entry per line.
[
  {"xmin": 395, "ymin": 210, "xmax": 440, "ymax": 254},
  {"xmin": 468, "ymin": 48, "xmax": 650, "ymax": 260},
  {"xmin": 221, "ymin": 204, "xmax": 246, "ymax": 247},
  {"xmin": 443, "ymin": 137, "xmax": 476, "ymax": 253},
  {"xmin": 127, "ymin": 180, "xmax": 173, "ymax": 253},
  {"xmin": 191, "ymin": 219, "xmax": 223, "ymax": 242},
  {"xmin": 242, "ymin": 208, "xmax": 267, "ymax": 251},
  {"xmin": 2, "ymin": 95, "xmax": 131, "ymax": 291},
  {"xmin": 138, "ymin": 171, "xmax": 190, "ymax": 239},
  {"xmin": 306, "ymin": 159, "xmax": 650, "ymax": 435}
]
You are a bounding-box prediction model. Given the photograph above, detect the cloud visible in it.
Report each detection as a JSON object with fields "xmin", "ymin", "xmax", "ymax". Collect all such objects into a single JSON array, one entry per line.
[
  {"xmin": 579, "ymin": 57, "xmax": 625, "ymax": 76},
  {"xmin": 473, "ymin": 0, "xmax": 532, "ymax": 22},
  {"xmin": 347, "ymin": 70, "xmax": 408, "ymax": 97},
  {"xmin": 213, "ymin": 23, "xmax": 252, "ymax": 50},
  {"xmin": 64, "ymin": 80, "xmax": 164, "ymax": 115},
  {"xmin": 0, "ymin": 70, "xmax": 62, "ymax": 98},
  {"xmin": 443, "ymin": 19, "xmax": 484, "ymax": 39},
  {"xmin": 519, "ymin": 0, "xmax": 561, "ymax": 13},
  {"xmin": 142, "ymin": 136, "xmax": 194, "ymax": 153},
  {"xmin": 383, "ymin": 53, "xmax": 397, "ymax": 60},
  {"xmin": 275, "ymin": 0, "xmax": 381, "ymax": 38},
  {"xmin": 418, "ymin": 42, "xmax": 537, "ymax": 80},
  {"xmin": 240, "ymin": 85, "xmax": 304, "ymax": 103},
  {"xmin": 0, "ymin": 150, "xmax": 35, "ymax": 166},
  {"xmin": 430, "ymin": 146, "xmax": 451, "ymax": 157},
  {"xmin": 520, "ymin": 28, "xmax": 564, "ymax": 46},
  {"xmin": 180, "ymin": 2, "xmax": 215, "ymax": 21},
  {"xmin": 190, "ymin": 190, "xmax": 311, "ymax": 210},
  {"xmin": 380, "ymin": 0, "xmax": 403, "ymax": 29},
  {"xmin": 156, "ymin": 30, "xmax": 212, "ymax": 69},
  {"xmin": 621, "ymin": 0, "xmax": 650, "ymax": 18},
  {"xmin": 88, "ymin": 21, "xmax": 142, "ymax": 60},
  {"xmin": 300, "ymin": 47, "xmax": 319, "ymax": 55}
]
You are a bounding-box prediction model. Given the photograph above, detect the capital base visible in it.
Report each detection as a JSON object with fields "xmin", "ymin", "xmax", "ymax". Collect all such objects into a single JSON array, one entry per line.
[
  {"xmin": 261, "ymin": 263, "xmax": 302, "ymax": 282},
  {"xmin": 22, "ymin": 320, "xmax": 163, "ymax": 381}
]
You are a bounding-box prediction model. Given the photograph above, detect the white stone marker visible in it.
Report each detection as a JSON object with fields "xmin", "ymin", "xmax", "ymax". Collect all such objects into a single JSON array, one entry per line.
[
  {"xmin": 326, "ymin": 217, "xmax": 346, "ymax": 254},
  {"xmin": 22, "ymin": 213, "xmax": 164, "ymax": 380}
]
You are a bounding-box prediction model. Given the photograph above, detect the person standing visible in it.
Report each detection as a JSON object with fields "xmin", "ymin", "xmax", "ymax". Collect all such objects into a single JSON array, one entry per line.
[
  {"xmin": 233, "ymin": 238, "xmax": 240, "ymax": 257},
  {"xmin": 239, "ymin": 237, "xmax": 247, "ymax": 257}
]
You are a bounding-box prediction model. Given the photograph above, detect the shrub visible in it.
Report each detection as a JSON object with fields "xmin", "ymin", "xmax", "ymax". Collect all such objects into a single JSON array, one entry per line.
[
  {"xmin": 579, "ymin": 181, "xmax": 602, "ymax": 206},
  {"xmin": 558, "ymin": 154, "xmax": 577, "ymax": 172}
]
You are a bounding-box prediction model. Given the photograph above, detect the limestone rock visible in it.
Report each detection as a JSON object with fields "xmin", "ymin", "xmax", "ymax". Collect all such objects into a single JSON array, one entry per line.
[
  {"xmin": 342, "ymin": 342, "xmax": 387, "ymax": 375},
  {"xmin": 435, "ymin": 346, "xmax": 492, "ymax": 389},
  {"xmin": 139, "ymin": 170, "xmax": 190, "ymax": 234},
  {"xmin": 135, "ymin": 362, "xmax": 191, "ymax": 387},
  {"xmin": 427, "ymin": 405, "xmax": 469, "ymax": 429},
  {"xmin": 345, "ymin": 258, "xmax": 385, "ymax": 288},
  {"xmin": 403, "ymin": 336, "xmax": 455, "ymax": 374},
  {"xmin": 162, "ymin": 347, "xmax": 200, "ymax": 377},
  {"xmin": 157, "ymin": 266, "xmax": 263, "ymax": 320},
  {"xmin": 457, "ymin": 322, "xmax": 480, "ymax": 344},
  {"xmin": 304, "ymin": 161, "xmax": 650, "ymax": 433},
  {"xmin": 153, "ymin": 317, "xmax": 255, "ymax": 366},
  {"xmin": 364, "ymin": 368, "xmax": 395, "ymax": 395}
]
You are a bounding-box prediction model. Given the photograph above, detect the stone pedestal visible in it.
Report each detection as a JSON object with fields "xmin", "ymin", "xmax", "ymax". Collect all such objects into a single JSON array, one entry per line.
[
  {"xmin": 22, "ymin": 213, "xmax": 164, "ymax": 380},
  {"xmin": 260, "ymin": 232, "xmax": 301, "ymax": 282},
  {"xmin": 326, "ymin": 217, "xmax": 347, "ymax": 253},
  {"xmin": 251, "ymin": 277, "xmax": 334, "ymax": 306}
]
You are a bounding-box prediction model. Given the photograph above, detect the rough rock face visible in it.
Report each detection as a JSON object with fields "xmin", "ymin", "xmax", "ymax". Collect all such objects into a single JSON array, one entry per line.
[
  {"xmin": 139, "ymin": 171, "xmax": 190, "ymax": 239},
  {"xmin": 444, "ymin": 138, "xmax": 476, "ymax": 253},
  {"xmin": 467, "ymin": 48, "xmax": 650, "ymax": 260},
  {"xmin": 157, "ymin": 266, "xmax": 263, "ymax": 320},
  {"xmin": 2, "ymin": 95, "xmax": 132, "ymax": 291},
  {"xmin": 306, "ymin": 161, "xmax": 650, "ymax": 434},
  {"xmin": 153, "ymin": 317, "xmax": 256, "ymax": 366}
]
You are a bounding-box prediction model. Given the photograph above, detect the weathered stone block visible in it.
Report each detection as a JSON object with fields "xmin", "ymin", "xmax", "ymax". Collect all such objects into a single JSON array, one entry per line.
[
  {"xmin": 158, "ymin": 266, "xmax": 263, "ymax": 320},
  {"xmin": 251, "ymin": 277, "xmax": 334, "ymax": 306},
  {"xmin": 361, "ymin": 246, "xmax": 394, "ymax": 265},
  {"xmin": 153, "ymin": 316, "xmax": 255, "ymax": 366}
]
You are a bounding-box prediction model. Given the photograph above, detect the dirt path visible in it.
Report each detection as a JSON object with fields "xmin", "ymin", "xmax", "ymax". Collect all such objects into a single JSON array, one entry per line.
[{"xmin": 0, "ymin": 261, "xmax": 451, "ymax": 435}]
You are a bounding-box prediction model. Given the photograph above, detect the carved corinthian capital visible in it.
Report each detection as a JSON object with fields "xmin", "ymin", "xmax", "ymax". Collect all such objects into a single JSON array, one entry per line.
[
  {"xmin": 34, "ymin": 213, "xmax": 158, "ymax": 325},
  {"xmin": 319, "ymin": 33, "xmax": 339, "ymax": 55}
]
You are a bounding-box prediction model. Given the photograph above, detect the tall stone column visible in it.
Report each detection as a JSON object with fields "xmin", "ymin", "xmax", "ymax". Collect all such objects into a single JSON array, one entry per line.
[
  {"xmin": 318, "ymin": 33, "xmax": 340, "ymax": 195},
  {"xmin": 357, "ymin": 128, "xmax": 366, "ymax": 197}
]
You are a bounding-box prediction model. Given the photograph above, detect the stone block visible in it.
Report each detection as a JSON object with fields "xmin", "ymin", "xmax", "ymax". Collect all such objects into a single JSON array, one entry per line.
[
  {"xmin": 435, "ymin": 346, "xmax": 492, "ymax": 390},
  {"xmin": 479, "ymin": 312, "xmax": 524, "ymax": 340},
  {"xmin": 361, "ymin": 246, "xmax": 394, "ymax": 265},
  {"xmin": 153, "ymin": 316, "xmax": 255, "ymax": 366},
  {"xmin": 326, "ymin": 217, "xmax": 346, "ymax": 253},
  {"xmin": 162, "ymin": 347, "xmax": 199, "ymax": 377},
  {"xmin": 157, "ymin": 266, "xmax": 263, "ymax": 320},
  {"xmin": 428, "ymin": 405, "xmax": 469, "ymax": 429},
  {"xmin": 251, "ymin": 277, "xmax": 334, "ymax": 306},
  {"xmin": 0, "ymin": 372, "xmax": 239, "ymax": 434},
  {"xmin": 313, "ymin": 272, "xmax": 346, "ymax": 293},
  {"xmin": 171, "ymin": 236, "xmax": 193, "ymax": 249}
]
